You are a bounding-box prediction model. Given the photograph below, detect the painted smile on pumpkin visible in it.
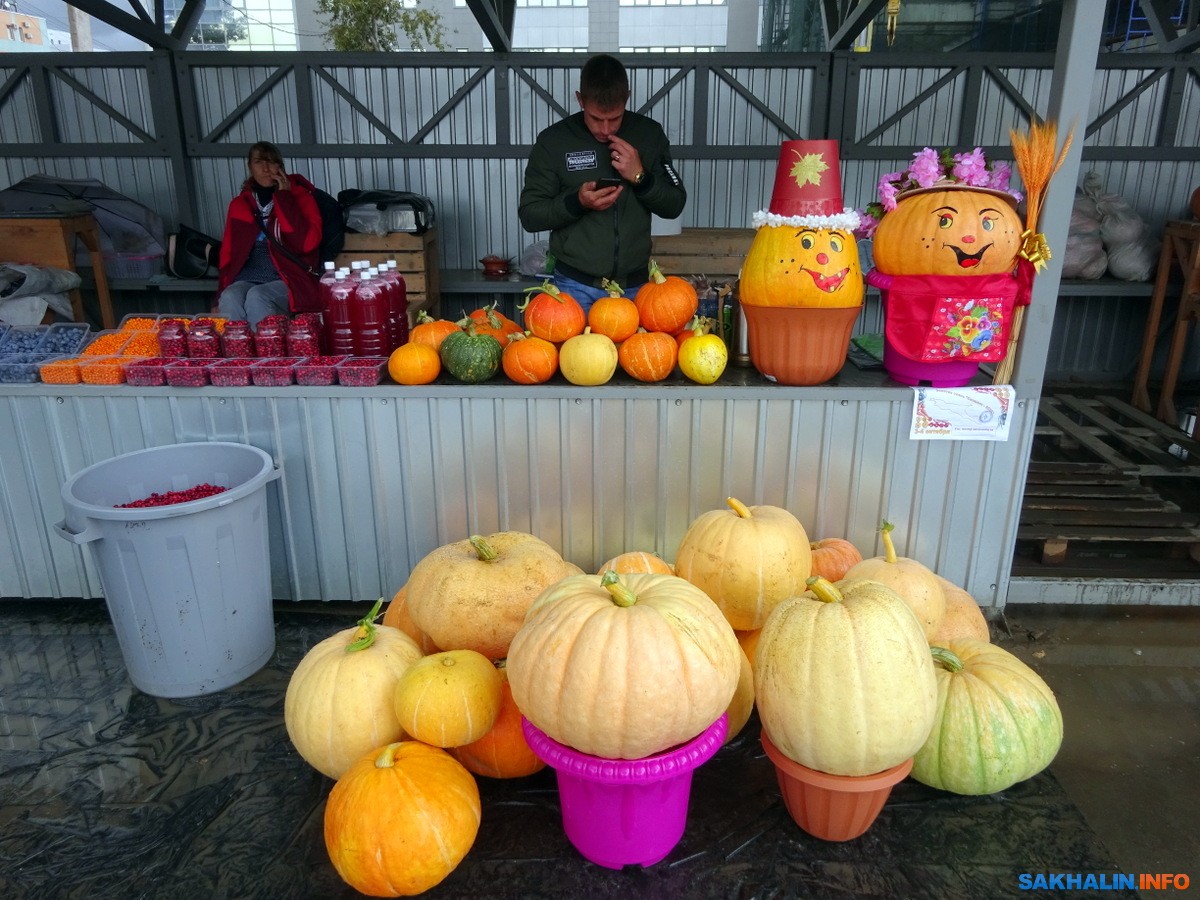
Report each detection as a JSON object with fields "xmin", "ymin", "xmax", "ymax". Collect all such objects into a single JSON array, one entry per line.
[
  {"xmin": 945, "ymin": 243, "xmax": 993, "ymax": 269},
  {"xmin": 801, "ymin": 267, "xmax": 850, "ymax": 292}
]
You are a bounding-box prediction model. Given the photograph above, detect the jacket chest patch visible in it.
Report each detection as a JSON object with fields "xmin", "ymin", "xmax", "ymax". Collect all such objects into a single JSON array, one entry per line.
[{"xmin": 566, "ymin": 150, "xmax": 598, "ymax": 172}]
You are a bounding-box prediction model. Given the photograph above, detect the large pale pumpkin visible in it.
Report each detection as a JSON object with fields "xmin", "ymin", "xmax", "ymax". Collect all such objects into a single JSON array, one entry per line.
[
  {"xmin": 912, "ymin": 640, "xmax": 1062, "ymax": 795},
  {"xmin": 393, "ymin": 649, "xmax": 504, "ymax": 748},
  {"xmin": 872, "ymin": 185, "xmax": 1024, "ymax": 276},
  {"xmin": 507, "ymin": 571, "xmax": 741, "ymax": 760},
  {"xmin": 405, "ymin": 532, "xmax": 583, "ymax": 660},
  {"xmin": 929, "ymin": 576, "xmax": 990, "ymax": 644},
  {"xmin": 740, "ymin": 226, "xmax": 864, "ymax": 308},
  {"xmin": 724, "ymin": 644, "xmax": 756, "ymax": 745},
  {"xmin": 844, "ymin": 520, "xmax": 946, "ymax": 639},
  {"xmin": 284, "ymin": 599, "xmax": 424, "ymax": 779},
  {"xmin": 755, "ymin": 576, "xmax": 938, "ymax": 777},
  {"xmin": 674, "ymin": 497, "xmax": 812, "ymax": 631},
  {"xmin": 324, "ymin": 741, "xmax": 481, "ymax": 896}
]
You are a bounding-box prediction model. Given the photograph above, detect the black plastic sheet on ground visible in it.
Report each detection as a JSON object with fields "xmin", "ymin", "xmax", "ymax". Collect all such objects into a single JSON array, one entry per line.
[{"xmin": 0, "ymin": 602, "xmax": 1134, "ymax": 899}]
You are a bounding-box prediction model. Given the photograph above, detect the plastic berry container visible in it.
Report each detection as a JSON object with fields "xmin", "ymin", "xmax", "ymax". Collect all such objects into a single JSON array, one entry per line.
[
  {"xmin": 337, "ymin": 356, "xmax": 389, "ymax": 387},
  {"xmin": 157, "ymin": 320, "xmax": 188, "ymax": 357},
  {"xmin": 81, "ymin": 330, "xmax": 131, "ymax": 357},
  {"xmin": 39, "ymin": 356, "xmax": 86, "ymax": 385},
  {"xmin": 120, "ymin": 329, "xmax": 161, "ymax": 357},
  {"xmin": 0, "ymin": 353, "xmax": 61, "ymax": 384},
  {"xmin": 164, "ymin": 358, "xmax": 212, "ymax": 387},
  {"xmin": 117, "ymin": 314, "xmax": 160, "ymax": 333},
  {"xmin": 186, "ymin": 324, "xmax": 220, "ymax": 359},
  {"xmin": 1, "ymin": 326, "xmax": 48, "ymax": 355},
  {"xmin": 295, "ymin": 355, "xmax": 349, "ymax": 387},
  {"xmin": 79, "ymin": 356, "xmax": 130, "ymax": 385},
  {"xmin": 251, "ymin": 356, "xmax": 304, "ymax": 387},
  {"xmin": 207, "ymin": 357, "xmax": 257, "ymax": 388},
  {"xmin": 38, "ymin": 323, "xmax": 92, "ymax": 356},
  {"xmin": 122, "ymin": 357, "xmax": 175, "ymax": 387}
]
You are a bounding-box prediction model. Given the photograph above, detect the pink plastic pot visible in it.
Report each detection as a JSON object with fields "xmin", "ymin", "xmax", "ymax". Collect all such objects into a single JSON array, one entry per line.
[
  {"xmin": 521, "ymin": 714, "xmax": 728, "ymax": 869},
  {"xmin": 883, "ymin": 334, "xmax": 979, "ymax": 387}
]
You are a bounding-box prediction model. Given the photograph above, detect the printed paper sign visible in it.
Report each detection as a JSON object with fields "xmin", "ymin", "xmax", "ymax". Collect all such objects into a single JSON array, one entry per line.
[{"xmin": 910, "ymin": 386, "xmax": 1014, "ymax": 441}]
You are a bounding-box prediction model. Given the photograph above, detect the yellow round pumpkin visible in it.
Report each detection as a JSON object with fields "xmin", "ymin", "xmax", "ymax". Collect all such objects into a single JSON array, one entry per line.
[
  {"xmin": 674, "ymin": 497, "xmax": 813, "ymax": 631},
  {"xmin": 405, "ymin": 531, "xmax": 583, "ymax": 660},
  {"xmin": 284, "ymin": 600, "xmax": 424, "ymax": 780},
  {"xmin": 724, "ymin": 643, "xmax": 756, "ymax": 745},
  {"xmin": 912, "ymin": 639, "xmax": 1062, "ymax": 795},
  {"xmin": 844, "ymin": 521, "xmax": 946, "ymax": 639},
  {"xmin": 677, "ymin": 331, "xmax": 729, "ymax": 384},
  {"xmin": 929, "ymin": 576, "xmax": 990, "ymax": 644},
  {"xmin": 740, "ymin": 226, "xmax": 864, "ymax": 308},
  {"xmin": 755, "ymin": 576, "xmax": 938, "ymax": 776},
  {"xmin": 324, "ymin": 741, "xmax": 481, "ymax": 896},
  {"xmin": 507, "ymin": 571, "xmax": 741, "ymax": 760},
  {"xmin": 393, "ymin": 649, "xmax": 504, "ymax": 748},
  {"xmin": 872, "ymin": 186, "xmax": 1024, "ymax": 276},
  {"xmin": 558, "ymin": 327, "xmax": 618, "ymax": 386}
]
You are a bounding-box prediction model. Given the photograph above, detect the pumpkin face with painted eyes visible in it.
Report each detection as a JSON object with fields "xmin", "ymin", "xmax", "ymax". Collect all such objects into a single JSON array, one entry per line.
[
  {"xmin": 873, "ymin": 187, "xmax": 1024, "ymax": 276},
  {"xmin": 741, "ymin": 226, "xmax": 864, "ymax": 308}
]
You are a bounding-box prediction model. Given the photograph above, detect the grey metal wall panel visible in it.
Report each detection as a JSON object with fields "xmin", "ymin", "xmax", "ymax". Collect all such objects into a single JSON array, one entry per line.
[{"xmin": 0, "ymin": 386, "xmax": 1033, "ymax": 612}]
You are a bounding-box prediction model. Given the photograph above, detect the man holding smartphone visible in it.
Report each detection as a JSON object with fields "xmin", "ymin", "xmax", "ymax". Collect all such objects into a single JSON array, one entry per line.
[{"xmin": 519, "ymin": 54, "xmax": 687, "ymax": 311}]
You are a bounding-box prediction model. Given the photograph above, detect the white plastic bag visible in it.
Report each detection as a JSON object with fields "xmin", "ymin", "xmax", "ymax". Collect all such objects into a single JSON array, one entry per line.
[{"xmin": 1079, "ymin": 171, "xmax": 1159, "ymax": 281}]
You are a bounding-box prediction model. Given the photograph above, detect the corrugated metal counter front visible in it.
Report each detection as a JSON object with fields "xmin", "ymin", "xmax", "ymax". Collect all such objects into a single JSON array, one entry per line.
[{"xmin": 0, "ymin": 364, "xmax": 1036, "ymax": 610}]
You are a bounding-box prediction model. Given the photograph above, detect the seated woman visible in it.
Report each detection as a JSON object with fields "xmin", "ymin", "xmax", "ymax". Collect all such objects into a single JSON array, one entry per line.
[{"xmin": 216, "ymin": 141, "xmax": 323, "ymax": 328}]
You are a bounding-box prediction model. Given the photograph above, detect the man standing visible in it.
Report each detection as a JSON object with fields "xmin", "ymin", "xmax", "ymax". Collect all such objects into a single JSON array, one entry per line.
[{"xmin": 519, "ymin": 54, "xmax": 687, "ymax": 311}]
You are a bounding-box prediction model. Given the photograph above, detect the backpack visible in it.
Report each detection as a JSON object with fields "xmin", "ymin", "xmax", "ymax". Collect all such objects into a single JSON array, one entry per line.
[
  {"xmin": 338, "ymin": 189, "xmax": 436, "ymax": 236},
  {"xmin": 313, "ymin": 188, "xmax": 346, "ymax": 263}
]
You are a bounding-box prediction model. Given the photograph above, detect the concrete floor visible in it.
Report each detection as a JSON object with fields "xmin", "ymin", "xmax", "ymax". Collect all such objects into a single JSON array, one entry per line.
[{"xmin": 997, "ymin": 603, "xmax": 1200, "ymax": 879}]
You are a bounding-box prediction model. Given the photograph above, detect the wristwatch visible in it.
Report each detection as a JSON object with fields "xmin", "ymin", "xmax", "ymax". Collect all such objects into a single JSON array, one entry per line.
[{"xmin": 632, "ymin": 170, "xmax": 646, "ymax": 186}]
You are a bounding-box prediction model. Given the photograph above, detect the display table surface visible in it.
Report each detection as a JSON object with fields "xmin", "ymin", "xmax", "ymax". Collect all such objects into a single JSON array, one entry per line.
[{"xmin": 0, "ymin": 600, "xmax": 1134, "ymax": 899}]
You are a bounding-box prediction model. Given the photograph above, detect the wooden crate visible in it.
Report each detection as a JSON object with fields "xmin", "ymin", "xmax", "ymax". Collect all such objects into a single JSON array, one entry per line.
[
  {"xmin": 649, "ymin": 227, "xmax": 754, "ymax": 282},
  {"xmin": 337, "ymin": 230, "xmax": 440, "ymax": 323}
]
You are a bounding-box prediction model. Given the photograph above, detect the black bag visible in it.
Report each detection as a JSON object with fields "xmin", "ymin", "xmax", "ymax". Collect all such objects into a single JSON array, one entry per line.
[
  {"xmin": 166, "ymin": 225, "xmax": 221, "ymax": 279},
  {"xmin": 313, "ymin": 188, "xmax": 346, "ymax": 263},
  {"xmin": 338, "ymin": 189, "xmax": 436, "ymax": 235}
]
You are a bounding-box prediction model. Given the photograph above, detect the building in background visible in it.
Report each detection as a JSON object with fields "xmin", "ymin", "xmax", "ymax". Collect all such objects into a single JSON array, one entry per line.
[{"xmin": 1, "ymin": 1, "xmax": 69, "ymax": 51}]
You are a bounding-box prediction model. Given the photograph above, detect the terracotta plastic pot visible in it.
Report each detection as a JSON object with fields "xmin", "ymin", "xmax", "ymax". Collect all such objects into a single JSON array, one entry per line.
[
  {"xmin": 761, "ymin": 730, "xmax": 911, "ymax": 842},
  {"xmin": 522, "ymin": 714, "xmax": 728, "ymax": 869},
  {"xmin": 741, "ymin": 303, "xmax": 861, "ymax": 386}
]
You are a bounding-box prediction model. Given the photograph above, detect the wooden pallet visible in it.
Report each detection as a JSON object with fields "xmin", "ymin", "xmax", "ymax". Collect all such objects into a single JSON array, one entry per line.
[{"xmin": 1019, "ymin": 393, "xmax": 1200, "ymax": 567}]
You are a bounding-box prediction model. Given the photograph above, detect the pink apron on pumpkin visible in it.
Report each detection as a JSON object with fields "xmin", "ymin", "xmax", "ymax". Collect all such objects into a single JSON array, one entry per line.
[{"xmin": 866, "ymin": 269, "xmax": 1032, "ymax": 365}]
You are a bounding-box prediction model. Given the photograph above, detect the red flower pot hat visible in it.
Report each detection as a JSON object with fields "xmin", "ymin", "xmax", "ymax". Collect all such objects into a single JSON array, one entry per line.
[{"xmin": 754, "ymin": 139, "xmax": 861, "ymax": 232}]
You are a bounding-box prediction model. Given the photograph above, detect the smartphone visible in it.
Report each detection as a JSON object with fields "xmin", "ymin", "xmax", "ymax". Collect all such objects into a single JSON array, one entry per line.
[{"xmin": 596, "ymin": 176, "xmax": 623, "ymax": 189}]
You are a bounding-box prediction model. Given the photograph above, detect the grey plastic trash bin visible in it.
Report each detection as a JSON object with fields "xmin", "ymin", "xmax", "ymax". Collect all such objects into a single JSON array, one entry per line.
[{"xmin": 54, "ymin": 442, "xmax": 281, "ymax": 698}]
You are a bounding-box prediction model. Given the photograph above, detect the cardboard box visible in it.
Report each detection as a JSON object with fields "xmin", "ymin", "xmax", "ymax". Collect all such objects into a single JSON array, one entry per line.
[{"xmin": 649, "ymin": 228, "xmax": 754, "ymax": 281}]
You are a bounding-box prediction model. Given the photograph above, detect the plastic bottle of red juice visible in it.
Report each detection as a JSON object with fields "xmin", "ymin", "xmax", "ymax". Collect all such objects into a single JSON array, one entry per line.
[
  {"xmin": 351, "ymin": 270, "xmax": 387, "ymax": 357},
  {"xmin": 380, "ymin": 260, "xmax": 409, "ymax": 350},
  {"xmin": 324, "ymin": 271, "xmax": 356, "ymax": 356}
]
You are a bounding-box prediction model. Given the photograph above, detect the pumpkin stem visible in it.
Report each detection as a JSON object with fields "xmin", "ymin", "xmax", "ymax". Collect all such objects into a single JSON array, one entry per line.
[
  {"xmin": 415, "ymin": 309, "xmax": 436, "ymax": 325},
  {"xmin": 374, "ymin": 741, "xmax": 404, "ymax": 769},
  {"xmin": 517, "ymin": 280, "xmax": 561, "ymax": 312},
  {"xmin": 647, "ymin": 259, "xmax": 667, "ymax": 284},
  {"xmin": 930, "ymin": 645, "xmax": 964, "ymax": 673},
  {"xmin": 468, "ymin": 535, "xmax": 499, "ymax": 562},
  {"xmin": 600, "ymin": 569, "xmax": 638, "ymax": 607},
  {"xmin": 346, "ymin": 597, "xmax": 385, "ymax": 652},
  {"xmin": 601, "ymin": 278, "xmax": 624, "ymax": 297},
  {"xmin": 726, "ymin": 497, "xmax": 753, "ymax": 519},
  {"xmin": 804, "ymin": 575, "xmax": 844, "ymax": 604},
  {"xmin": 879, "ymin": 520, "xmax": 898, "ymax": 564}
]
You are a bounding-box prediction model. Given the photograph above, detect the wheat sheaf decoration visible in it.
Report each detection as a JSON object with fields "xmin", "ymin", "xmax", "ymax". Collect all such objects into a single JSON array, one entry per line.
[{"xmin": 993, "ymin": 119, "xmax": 1075, "ymax": 385}]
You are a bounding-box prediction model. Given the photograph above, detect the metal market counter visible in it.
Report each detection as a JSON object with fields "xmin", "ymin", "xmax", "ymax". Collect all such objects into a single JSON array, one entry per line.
[{"xmin": 0, "ymin": 364, "xmax": 1034, "ymax": 611}]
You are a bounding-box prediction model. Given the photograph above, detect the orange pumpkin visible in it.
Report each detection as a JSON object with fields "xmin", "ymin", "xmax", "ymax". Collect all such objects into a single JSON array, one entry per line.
[
  {"xmin": 387, "ymin": 341, "xmax": 441, "ymax": 385},
  {"xmin": 740, "ymin": 226, "xmax": 864, "ymax": 308},
  {"xmin": 324, "ymin": 741, "xmax": 480, "ymax": 896},
  {"xmin": 502, "ymin": 332, "xmax": 558, "ymax": 384},
  {"xmin": 618, "ymin": 329, "xmax": 678, "ymax": 382},
  {"xmin": 635, "ymin": 260, "xmax": 698, "ymax": 333},
  {"xmin": 596, "ymin": 550, "xmax": 674, "ymax": 576},
  {"xmin": 382, "ymin": 584, "xmax": 440, "ymax": 654},
  {"xmin": 519, "ymin": 282, "xmax": 586, "ymax": 343},
  {"xmin": 588, "ymin": 292, "xmax": 640, "ymax": 343},
  {"xmin": 409, "ymin": 310, "xmax": 460, "ymax": 353},
  {"xmin": 872, "ymin": 186, "xmax": 1024, "ymax": 276},
  {"xmin": 809, "ymin": 537, "xmax": 864, "ymax": 582},
  {"xmin": 464, "ymin": 304, "xmax": 523, "ymax": 347},
  {"xmin": 451, "ymin": 663, "xmax": 546, "ymax": 779}
]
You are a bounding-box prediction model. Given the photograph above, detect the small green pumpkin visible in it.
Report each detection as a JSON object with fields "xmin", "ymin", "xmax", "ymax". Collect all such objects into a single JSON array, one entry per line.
[{"xmin": 440, "ymin": 325, "xmax": 503, "ymax": 383}]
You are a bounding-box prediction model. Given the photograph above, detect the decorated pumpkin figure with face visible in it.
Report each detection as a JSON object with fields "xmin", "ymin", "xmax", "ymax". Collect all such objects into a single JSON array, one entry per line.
[
  {"xmin": 741, "ymin": 140, "xmax": 864, "ymax": 309},
  {"xmin": 860, "ymin": 146, "xmax": 1033, "ymax": 387}
]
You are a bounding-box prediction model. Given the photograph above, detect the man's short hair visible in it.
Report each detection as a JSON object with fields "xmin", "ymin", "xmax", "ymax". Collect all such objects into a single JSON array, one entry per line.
[{"xmin": 579, "ymin": 54, "xmax": 630, "ymax": 109}]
